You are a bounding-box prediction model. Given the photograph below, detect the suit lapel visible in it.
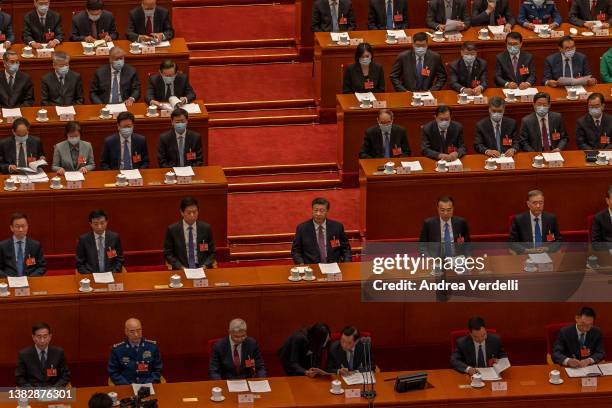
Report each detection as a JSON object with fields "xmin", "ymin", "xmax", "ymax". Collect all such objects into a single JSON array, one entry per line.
[{"xmin": 432, "ymin": 217, "xmax": 442, "ymax": 242}]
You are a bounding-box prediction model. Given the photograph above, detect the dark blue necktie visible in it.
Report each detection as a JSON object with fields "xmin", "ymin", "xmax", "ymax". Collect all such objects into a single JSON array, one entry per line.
[
  {"xmin": 443, "ymin": 222, "xmax": 452, "ymax": 257},
  {"xmin": 187, "ymin": 226, "xmax": 196, "ymax": 268},
  {"xmin": 495, "ymin": 123, "xmax": 501, "ymax": 151},
  {"xmin": 122, "ymin": 139, "xmax": 132, "ymax": 170},
  {"xmin": 348, "ymin": 350, "xmax": 354, "ymax": 370},
  {"xmin": 580, "ymin": 332, "xmax": 586, "ymax": 347},
  {"xmin": 383, "ymin": 133, "xmax": 391, "ymax": 158},
  {"xmin": 534, "ymin": 218, "xmax": 542, "ymax": 247},
  {"xmin": 416, "ymin": 57, "xmax": 423, "ymax": 90},
  {"xmin": 386, "ymin": 0, "xmax": 393, "ymax": 29},
  {"xmin": 477, "ymin": 345, "xmax": 485, "ymax": 367},
  {"xmin": 16, "ymin": 241, "xmax": 24, "ymax": 276}
]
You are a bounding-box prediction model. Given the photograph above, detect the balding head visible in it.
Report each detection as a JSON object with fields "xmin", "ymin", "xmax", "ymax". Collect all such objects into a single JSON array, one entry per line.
[{"xmin": 124, "ymin": 318, "xmax": 142, "ymax": 344}]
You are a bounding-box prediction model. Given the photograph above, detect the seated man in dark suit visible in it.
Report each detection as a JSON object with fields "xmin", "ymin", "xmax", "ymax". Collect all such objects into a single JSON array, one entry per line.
[
  {"xmin": 419, "ymin": 196, "xmax": 470, "ymax": 257},
  {"xmin": 421, "ymin": 105, "xmax": 467, "ymax": 160},
  {"xmin": 518, "ymin": 0, "xmax": 562, "ymax": 30},
  {"xmin": 553, "ymin": 307, "xmax": 605, "ymax": 367},
  {"xmin": 157, "ymin": 108, "xmax": 204, "ymax": 167},
  {"xmin": 390, "ymin": 32, "xmax": 447, "ymax": 92},
  {"xmin": 450, "ymin": 317, "xmax": 507, "ymax": 374},
  {"xmin": 100, "ymin": 111, "xmax": 149, "ymax": 170},
  {"xmin": 519, "ymin": 92, "xmax": 568, "ymax": 152},
  {"xmin": 164, "ymin": 196, "xmax": 216, "ymax": 269},
  {"xmin": 278, "ymin": 323, "xmax": 331, "ymax": 377},
  {"xmin": 509, "ymin": 189, "xmax": 562, "ymax": 254},
  {"xmin": 543, "ymin": 36, "xmax": 597, "ymax": 87},
  {"xmin": 591, "ymin": 186, "xmax": 612, "ymax": 251},
  {"xmin": 425, "ymin": 0, "xmax": 470, "ymax": 31},
  {"xmin": 0, "ymin": 213, "xmax": 46, "ymax": 277},
  {"xmin": 90, "ymin": 47, "xmax": 140, "ymax": 106},
  {"xmin": 291, "ymin": 197, "xmax": 352, "ymax": 265},
  {"xmin": 0, "ymin": 117, "xmax": 45, "ymax": 174},
  {"xmin": 126, "ymin": 0, "xmax": 174, "ymax": 42},
  {"xmin": 474, "ymin": 96, "xmax": 519, "ymax": 157},
  {"xmin": 0, "ymin": 51, "xmax": 35, "ymax": 108},
  {"xmin": 367, "ymin": 0, "xmax": 409, "ymax": 29},
  {"xmin": 342, "ymin": 43, "xmax": 385, "ymax": 94},
  {"xmin": 448, "ymin": 41, "xmax": 488, "ymax": 95},
  {"xmin": 576, "ymin": 92, "xmax": 612, "ymax": 150},
  {"xmin": 328, "ymin": 326, "xmax": 375, "ymax": 375},
  {"xmin": 311, "ymin": 0, "xmax": 356, "ymax": 32},
  {"xmin": 209, "ymin": 318, "xmax": 267, "ymax": 380},
  {"xmin": 471, "ymin": 0, "xmax": 515, "ymax": 29},
  {"xmin": 41, "ymin": 51, "xmax": 84, "ymax": 106},
  {"xmin": 359, "ymin": 109, "xmax": 410, "ymax": 158},
  {"xmin": 15, "ymin": 322, "xmax": 70, "ymax": 387},
  {"xmin": 70, "ymin": 0, "xmax": 118, "ymax": 42},
  {"xmin": 495, "ymin": 31, "xmax": 536, "ymax": 89},
  {"xmin": 76, "ymin": 209, "xmax": 124, "ymax": 274},
  {"xmin": 145, "ymin": 59, "xmax": 196, "ymax": 107},
  {"xmin": 569, "ymin": 0, "xmax": 611, "ymax": 28},
  {"xmin": 0, "ymin": 4, "xmax": 16, "ymax": 48},
  {"xmin": 22, "ymin": 0, "xmax": 63, "ymax": 49}
]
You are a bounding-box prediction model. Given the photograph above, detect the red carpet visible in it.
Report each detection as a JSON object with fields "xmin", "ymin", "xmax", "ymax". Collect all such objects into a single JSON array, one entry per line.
[
  {"xmin": 190, "ymin": 63, "xmax": 314, "ymax": 103},
  {"xmin": 209, "ymin": 124, "xmax": 337, "ymax": 167},
  {"xmin": 228, "ymin": 188, "xmax": 359, "ymax": 236},
  {"xmin": 173, "ymin": 4, "xmax": 295, "ymax": 42}
]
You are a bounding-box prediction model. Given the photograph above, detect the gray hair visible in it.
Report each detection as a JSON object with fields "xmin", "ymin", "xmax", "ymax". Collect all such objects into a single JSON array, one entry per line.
[
  {"xmin": 52, "ymin": 51, "xmax": 70, "ymax": 64},
  {"xmin": 528, "ymin": 190, "xmax": 544, "ymax": 200},
  {"xmin": 109, "ymin": 46, "xmax": 125, "ymax": 59},
  {"xmin": 229, "ymin": 318, "xmax": 247, "ymax": 333}
]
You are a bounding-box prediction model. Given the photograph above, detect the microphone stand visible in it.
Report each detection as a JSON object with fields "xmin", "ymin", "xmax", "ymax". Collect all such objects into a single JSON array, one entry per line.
[{"xmin": 360, "ymin": 337, "xmax": 376, "ymax": 404}]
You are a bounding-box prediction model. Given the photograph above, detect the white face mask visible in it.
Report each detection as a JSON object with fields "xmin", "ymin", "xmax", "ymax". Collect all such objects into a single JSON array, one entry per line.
[{"xmin": 88, "ymin": 13, "xmax": 101, "ymax": 22}]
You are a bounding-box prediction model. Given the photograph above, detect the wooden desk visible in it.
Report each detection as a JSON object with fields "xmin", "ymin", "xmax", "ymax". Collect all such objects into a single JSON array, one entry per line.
[
  {"xmin": 0, "ymin": 167, "xmax": 227, "ymax": 257},
  {"xmin": 359, "ymin": 152, "xmax": 612, "ymax": 240},
  {"xmin": 315, "ymin": 24, "xmax": 612, "ymax": 109},
  {"xmin": 1, "ymin": 0, "xmax": 172, "ymax": 50},
  {"xmin": 9, "ymin": 39, "xmax": 190, "ymax": 105},
  {"xmin": 0, "ymin": 101, "xmax": 208, "ymax": 169},
  {"xmin": 338, "ymin": 84, "xmax": 612, "ymax": 184},
  {"xmin": 4, "ymin": 365, "xmax": 612, "ymax": 406}
]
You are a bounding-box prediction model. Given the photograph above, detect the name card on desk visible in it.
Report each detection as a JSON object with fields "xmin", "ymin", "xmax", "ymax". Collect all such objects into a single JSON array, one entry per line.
[
  {"xmin": 594, "ymin": 28, "xmax": 609, "ymax": 36},
  {"xmin": 491, "ymin": 381, "xmax": 507, "ymax": 391},
  {"xmin": 473, "ymin": 95, "xmax": 487, "ymax": 104},
  {"xmin": 108, "ymin": 283, "xmax": 124, "ymax": 292},
  {"xmin": 193, "ymin": 278, "xmax": 208, "ymax": 288},
  {"xmin": 127, "ymin": 178, "xmax": 143, "ymax": 186},
  {"xmin": 67, "ymin": 180, "xmax": 82, "ymax": 189},
  {"xmin": 19, "ymin": 181, "xmax": 34, "ymax": 191},
  {"xmin": 141, "ymin": 45, "xmax": 156, "ymax": 54},
  {"xmin": 345, "ymin": 389, "xmax": 361, "ymax": 398},
  {"xmin": 96, "ymin": 46, "xmax": 110, "ymax": 56},
  {"xmin": 15, "ymin": 288, "xmax": 30, "ymax": 297},
  {"xmin": 372, "ymin": 100, "xmax": 387, "ymax": 108},
  {"xmin": 37, "ymin": 48, "xmax": 53, "ymax": 58},
  {"xmin": 493, "ymin": 33, "xmax": 507, "ymax": 40},
  {"xmin": 446, "ymin": 33, "xmax": 463, "ymax": 41},
  {"xmin": 520, "ymin": 94, "xmax": 534, "ymax": 102},
  {"xmin": 582, "ymin": 377, "xmax": 597, "ymax": 388},
  {"xmin": 423, "ymin": 98, "xmax": 437, "ymax": 106},
  {"xmin": 238, "ymin": 394, "xmax": 254, "ymax": 403},
  {"xmin": 551, "ymin": 30, "xmax": 564, "ymax": 38}
]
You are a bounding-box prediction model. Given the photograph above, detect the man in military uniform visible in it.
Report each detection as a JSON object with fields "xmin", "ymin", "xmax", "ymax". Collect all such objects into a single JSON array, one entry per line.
[{"xmin": 107, "ymin": 318, "xmax": 163, "ymax": 384}]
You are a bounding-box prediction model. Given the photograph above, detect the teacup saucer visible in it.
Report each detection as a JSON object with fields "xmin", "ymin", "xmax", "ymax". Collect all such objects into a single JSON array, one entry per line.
[
  {"xmin": 36, "ymin": 117, "xmax": 49, "ymax": 122},
  {"xmin": 478, "ymin": 36, "xmax": 490, "ymax": 40},
  {"xmin": 164, "ymin": 179, "xmax": 178, "ymax": 184},
  {"xmin": 385, "ymin": 39, "xmax": 398, "ymax": 44},
  {"xmin": 531, "ymin": 163, "xmax": 545, "ymax": 169},
  {"xmin": 470, "ymin": 382, "xmax": 486, "ymax": 388},
  {"xmin": 566, "ymin": 95, "xmax": 579, "ymax": 100},
  {"xmin": 383, "ymin": 169, "xmax": 396, "ymax": 175},
  {"xmin": 83, "ymin": 51, "xmax": 96, "ymax": 56},
  {"xmin": 210, "ymin": 396, "xmax": 225, "ymax": 402},
  {"xmin": 549, "ymin": 378, "xmax": 564, "ymax": 385},
  {"xmin": 484, "ymin": 165, "xmax": 497, "ymax": 170},
  {"xmin": 0, "ymin": 291, "xmax": 10, "ymax": 297},
  {"xmin": 330, "ymin": 388, "xmax": 344, "ymax": 395},
  {"xmin": 302, "ymin": 275, "xmax": 316, "ymax": 281},
  {"xmin": 115, "ymin": 182, "xmax": 129, "ymax": 187},
  {"xmin": 99, "ymin": 115, "xmax": 112, "ymax": 120},
  {"xmin": 79, "ymin": 286, "xmax": 93, "ymax": 292},
  {"xmin": 130, "ymin": 49, "xmax": 142, "ymax": 54},
  {"xmin": 288, "ymin": 275, "xmax": 302, "ymax": 282},
  {"xmin": 169, "ymin": 282, "xmax": 184, "ymax": 288},
  {"xmin": 411, "ymin": 101, "xmax": 423, "ymax": 107},
  {"xmin": 595, "ymin": 160, "xmax": 608, "ymax": 166},
  {"xmin": 359, "ymin": 104, "xmax": 372, "ymax": 109},
  {"xmin": 432, "ymin": 37, "xmax": 445, "ymax": 42},
  {"xmin": 3, "ymin": 186, "xmax": 17, "ymax": 191},
  {"xmin": 457, "ymin": 99, "xmax": 471, "ymax": 104},
  {"xmin": 146, "ymin": 112, "xmax": 160, "ymax": 117},
  {"xmin": 50, "ymin": 184, "xmax": 64, "ymax": 189},
  {"xmin": 21, "ymin": 54, "xmax": 34, "ymax": 58},
  {"xmin": 435, "ymin": 168, "xmax": 449, "ymax": 173}
]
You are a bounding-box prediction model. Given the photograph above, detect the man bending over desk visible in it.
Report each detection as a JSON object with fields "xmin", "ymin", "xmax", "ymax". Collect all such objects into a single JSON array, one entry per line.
[{"xmin": 552, "ymin": 307, "xmax": 605, "ymax": 367}]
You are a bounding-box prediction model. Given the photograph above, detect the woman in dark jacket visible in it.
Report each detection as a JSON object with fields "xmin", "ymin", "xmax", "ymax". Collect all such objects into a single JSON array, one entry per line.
[{"xmin": 342, "ymin": 42, "xmax": 385, "ymax": 94}]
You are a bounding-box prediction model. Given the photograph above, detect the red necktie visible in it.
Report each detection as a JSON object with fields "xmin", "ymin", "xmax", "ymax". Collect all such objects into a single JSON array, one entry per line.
[
  {"xmin": 541, "ymin": 118, "xmax": 550, "ymax": 151},
  {"xmin": 91, "ymin": 19, "xmax": 98, "ymax": 39},
  {"xmin": 145, "ymin": 16, "xmax": 153, "ymax": 35},
  {"xmin": 233, "ymin": 344, "xmax": 241, "ymax": 374},
  {"xmin": 318, "ymin": 225, "xmax": 327, "ymax": 262},
  {"xmin": 591, "ymin": 0, "xmax": 596, "ymax": 16}
]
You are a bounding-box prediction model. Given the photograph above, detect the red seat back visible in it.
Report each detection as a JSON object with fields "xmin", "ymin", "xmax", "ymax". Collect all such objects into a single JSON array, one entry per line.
[
  {"xmin": 207, "ymin": 337, "xmax": 222, "ymax": 359},
  {"xmin": 587, "ymin": 214, "xmax": 595, "ymax": 243},
  {"xmin": 545, "ymin": 322, "xmax": 571, "ymax": 355}
]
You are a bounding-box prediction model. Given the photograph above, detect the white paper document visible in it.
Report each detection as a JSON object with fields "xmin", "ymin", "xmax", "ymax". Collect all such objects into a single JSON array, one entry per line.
[
  {"xmin": 558, "ymin": 77, "xmax": 590, "ymax": 86},
  {"xmin": 585, "ymin": 20, "xmax": 603, "ymax": 27},
  {"xmin": 477, "ymin": 357, "xmax": 511, "ymax": 380},
  {"xmin": 444, "ymin": 19, "xmax": 463, "ymax": 32},
  {"xmin": 18, "ymin": 159, "xmax": 47, "ymax": 174},
  {"xmin": 248, "ymin": 380, "xmax": 272, "ymax": 393},
  {"xmin": 600, "ymin": 151, "xmax": 612, "ymax": 160},
  {"xmin": 412, "ymin": 91, "xmax": 434, "ymax": 99},
  {"xmin": 528, "ymin": 253, "xmax": 553, "ymax": 264},
  {"xmin": 227, "ymin": 380, "xmax": 249, "ymax": 392},
  {"xmin": 55, "ymin": 106, "xmax": 76, "ymax": 116},
  {"xmin": 105, "ymin": 103, "xmax": 127, "ymax": 114},
  {"xmin": 64, "ymin": 171, "xmax": 85, "ymax": 181},
  {"xmin": 132, "ymin": 383, "xmax": 155, "ymax": 395},
  {"xmin": 487, "ymin": 25, "xmax": 505, "ymax": 34},
  {"xmin": 494, "ymin": 157, "xmax": 515, "ymax": 164},
  {"xmin": 342, "ymin": 372, "xmax": 376, "ymax": 385},
  {"xmin": 565, "ymin": 365, "xmax": 604, "ymax": 378},
  {"xmin": 319, "ymin": 263, "xmax": 341, "ymax": 274},
  {"xmin": 533, "ymin": 24, "xmax": 550, "ymax": 33},
  {"xmin": 386, "ymin": 29, "xmax": 407, "ymax": 39},
  {"xmin": 597, "ymin": 363, "xmax": 612, "ymax": 376},
  {"xmin": 173, "ymin": 166, "xmax": 195, "ymax": 177},
  {"xmin": 7, "ymin": 276, "xmax": 29, "ymax": 288},
  {"xmin": 120, "ymin": 169, "xmax": 143, "ymax": 179},
  {"xmin": 564, "ymin": 85, "xmax": 587, "ymax": 94},
  {"xmin": 2, "ymin": 108, "xmax": 22, "ymax": 118},
  {"xmin": 354, "ymin": 92, "xmax": 376, "ymax": 102},
  {"xmin": 81, "ymin": 40, "xmax": 108, "ymax": 48},
  {"xmin": 542, "ymin": 152, "xmax": 564, "ymax": 162},
  {"xmin": 502, "ymin": 87, "xmax": 538, "ymax": 96},
  {"xmin": 330, "ymin": 32, "xmax": 350, "ymax": 42},
  {"xmin": 400, "ymin": 161, "xmax": 423, "ymax": 171},
  {"xmin": 26, "ymin": 172, "xmax": 49, "ymax": 183},
  {"xmin": 155, "ymin": 40, "xmax": 171, "ymax": 47},
  {"xmin": 447, "ymin": 159, "xmax": 463, "ymax": 166},
  {"xmin": 93, "ymin": 272, "xmax": 115, "ymax": 284},
  {"xmin": 181, "ymin": 103, "xmax": 202, "ymax": 114},
  {"xmin": 184, "ymin": 267, "xmax": 206, "ymax": 279}
]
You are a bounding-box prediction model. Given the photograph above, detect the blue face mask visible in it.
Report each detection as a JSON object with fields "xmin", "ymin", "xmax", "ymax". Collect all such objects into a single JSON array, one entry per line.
[
  {"xmin": 68, "ymin": 137, "xmax": 80, "ymax": 145},
  {"xmin": 6, "ymin": 62, "xmax": 19, "ymax": 74},
  {"xmin": 112, "ymin": 59, "xmax": 124, "ymax": 71},
  {"xmin": 359, "ymin": 57, "xmax": 371, "ymax": 66},
  {"xmin": 174, "ymin": 123, "xmax": 187, "ymax": 133},
  {"xmin": 462, "ymin": 55, "xmax": 476, "ymax": 65},
  {"xmin": 437, "ymin": 120, "xmax": 450, "ymax": 131},
  {"xmin": 37, "ymin": 4, "xmax": 49, "ymax": 14},
  {"xmin": 535, "ymin": 106, "xmax": 549, "ymax": 117},
  {"xmin": 14, "ymin": 134, "xmax": 28, "ymax": 143},
  {"xmin": 119, "ymin": 127, "xmax": 133, "ymax": 138},
  {"xmin": 490, "ymin": 112, "xmax": 503, "ymax": 122},
  {"xmin": 56, "ymin": 65, "xmax": 69, "ymax": 76},
  {"xmin": 507, "ymin": 45, "xmax": 520, "ymax": 55},
  {"xmin": 162, "ymin": 75, "xmax": 175, "ymax": 85},
  {"xmin": 414, "ymin": 47, "xmax": 427, "ymax": 57}
]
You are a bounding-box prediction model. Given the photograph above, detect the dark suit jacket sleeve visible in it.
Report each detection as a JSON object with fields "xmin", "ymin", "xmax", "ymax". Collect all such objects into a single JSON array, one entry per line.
[
  {"xmin": 367, "ymin": 0, "xmax": 379, "ymax": 29},
  {"xmin": 421, "ymin": 125, "xmax": 440, "ymax": 160},
  {"xmin": 291, "ymin": 224, "xmax": 306, "ymax": 264},
  {"xmin": 473, "ymin": 121, "xmax": 488, "ymax": 153},
  {"xmin": 399, "ymin": 127, "xmax": 411, "ymax": 156},
  {"xmin": 553, "ymin": 114, "xmax": 568, "ymax": 150},
  {"xmin": 202, "ymin": 224, "xmax": 216, "ymax": 268},
  {"xmin": 390, "ymin": 55, "xmax": 407, "ymax": 92},
  {"xmin": 90, "ymin": 70, "xmax": 103, "ymax": 104},
  {"xmin": 3, "ymin": 14, "xmax": 15, "ymax": 44},
  {"xmin": 31, "ymin": 242, "xmax": 46, "ymax": 276},
  {"xmin": 252, "ymin": 340, "xmax": 267, "ymax": 378},
  {"xmin": 140, "ymin": 137, "xmax": 150, "ymax": 168},
  {"xmin": 126, "ymin": 10, "xmax": 139, "ymax": 41},
  {"xmin": 450, "ymin": 339, "xmax": 469, "ymax": 373},
  {"xmin": 129, "ymin": 69, "xmax": 141, "ymax": 101},
  {"xmin": 54, "ymin": 13, "xmax": 64, "ymax": 43},
  {"xmin": 479, "ymin": 60, "xmax": 488, "ymax": 89},
  {"xmin": 183, "ymin": 76, "xmax": 196, "ymax": 102},
  {"xmin": 425, "ymin": 0, "xmax": 439, "ymax": 29},
  {"xmin": 456, "ymin": 124, "xmax": 467, "ymax": 157},
  {"xmin": 311, "ymin": 1, "xmax": 323, "ymax": 31},
  {"xmin": 508, "ymin": 215, "xmax": 526, "ymax": 254},
  {"xmin": 431, "ymin": 55, "xmax": 447, "ymax": 91},
  {"xmin": 461, "ymin": 0, "xmax": 471, "ymax": 27},
  {"xmin": 41, "ymin": 74, "xmax": 51, "ymax": 106},
  {"xmin": 494, "ymin": 55, "xmax": 508, "ymax": 86},
  {"xmin": 448, "ymin": 61, "xmax": 462, "ymax": 92},
  {"xmin": 526, "ymin": 55, "xmax": 536, "ymax": 85},
  {"xmin": 208, "ymin": 341, "xmax": 224, "ymax": 380},
  {"xmin": 113, "ymin": 234, "xmax": 125, "ymax": 272},
  {"xmin": 74, "ymin": 73, "xmax": 84, "ymax": 105},
  {"xmin": 21, "ymin": 75, "xmax": 34, "ymax": 107},
  {"xmin": 146, "ymin": 76, "xmax": 159, "ymax": 104},
  {"xmin": 75, "ymin": 236, "xmax": 93, "ymax": 274},
  {"xmin": 70, "ymin": 15, "xmax": 84, "ymax": 41},
  {"xmin": 471, "ymin": 0, "xmax": 490, "ymax": 25},
  {"xmin": 552, "ymin": 327, "xmax": 571, "ymax": 364},
  {"xmin": 15, "ymin": 351, "xmax": 32, "ymax": 387},
  {"xmin": 568, "ymin": 0, "xmax": 585, "ymax": 25},
  {"xmin": 519, "ymin": 119, "xmax": 535, "ymax": 152},
  {"xmin": 163, "ymin": 226, "xmax": 183, "ymax": 269},
  {"xmin": 54, "ymin": 349, "xmax": 70, "ymax": 386},
  {"xmin": 338, "ymin": 222, "xmax": 352, "ymax": 262},
  {"xmin": 591, "ymin": 330, "xmax": 605, "ymax": 363},
  {"xmin": 157, "ymin": 132, "xmax": 170, "ymax": 167},
  {"xmin": 160, "ymin": 9, "xmax": 174, "ymax": 40},
  {"xmin": 22, "ymin": 14, "xmax": 34, "ymax": 44},
  {"xmin": 287, "ymin": 336, "xmax": 308, "ymax": 375},
  {"xmin": 326, "ymin": 343, "xmax": 342, "ymax": 373},
  {"xmin": 543, "ymin": 55, "xmax": 554, "ymax": 83},
  {"xmin": 100, "ymin": 138, "xmax": 112, "ymax": 170},
  {"xmin": 359, "ymin": 129, "xmax": 375, "ymax": 158}
]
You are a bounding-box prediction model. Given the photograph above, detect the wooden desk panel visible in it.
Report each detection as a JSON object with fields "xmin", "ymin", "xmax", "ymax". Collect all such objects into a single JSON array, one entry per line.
[
  {"xmin": 0, "ymin": 167, "xmax": 227, "ymax": 256},
  {"xmin": 0, "ymin": 101, "xmax": 208, "ymax": 169},
  {"xmin": 315, "ymin": 25, "xmax": 611, "ymax": 109},
  {"xmin": 338, "ymin": 84, "xmax": 612, "ymax": 183},
  {"xmin": 359, "ymin": 152, "xmax": 612, "ymax": 240},
  {"xmin": 3, "ymin": 0, "xmax": 172, "ymax": 53},
  {"xmin": 9, "ymin": 39, "xmax": 189, "ymax": 105}
]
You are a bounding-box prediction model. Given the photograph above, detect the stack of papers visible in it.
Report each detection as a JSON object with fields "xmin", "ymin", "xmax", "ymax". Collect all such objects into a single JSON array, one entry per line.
[
  {"xmin": 173, "ymin": 166, "xmax": 195, "ymax": 177},
  {"xmin": 565, "ymin": 363, "xmax": 612, "ymax": 377},
  {"xmin": 93, "ymin": 272, "xmax": 115, "ymax": 284},
  {"xmin": 585, "ymin": 20, "xmax": 603, "ymax": 28},
  {"xmin": 181, "ymin": 103, "xmax": 202, "ymax": 114},
  {"xmin": 354, "ymin": 92, "xmax": 376, "ymax": 102},
  {"xmin": 476, "ymin": 358, "xmax": 511, "ymax": 380},
  {"xmin": 154, "ymin": 40, "xmax": 171, "ymax": 47},
  {"xmin": 56, "ymin": 106, "xmax": 76, "ymax": 116},
  {"xmin": 26, "ymin": 172, "xmax": 49, "ymax": 183},
  {"xmin": 342, "ymin": 372, "xmax": 376, "ymax": 385},
  {"xmin": 120, "ymin": 169, "xmax": 142, "ymax": 180},
  {"xmin": 493, "ymin": 157, "xmax": 515, "ymax": 164},
  {"xmin": 184, "ymin": 267, "xmax": 206, "ymax": 279},
  {"xmin": 2, "ymin": 108, "xmax": 22, "ymax": 118},
  {"xmin": 528, "ymin": 253, "xmax": 553, "ymax": 264},
  {"xmin": 534, "ymin": 24, "xmax": 550, "ymax": 33},
  {"xmin": 105, "ymin": 103, "xmax": 127, "ymax": 114},
  {"xmin": 413, "ymin": 91, "xmax": 434, "ymax": 99},
  {"xmin": 18, "ymin": 159, "xmax": 47, "ymax": 174},
  {"xmin": 227, "ymin": 380, "xmax": 250, "ymax": 392},
  {"xmin": 487, "ymin": 25, "xmax": 505, "ymax": 34},
  {"xmin": 558, "ymin": 77, "xmax": 591, "ymax": 86},
  {"xmin": 330, "ymin": 32, "xmax": 350, "ymax": 42},
  {"xmin": 502, "ymin": 88, "xmax": 538, "ymax": 96},
  {"xmin": 7, "ymin": 276, "xmax": 28, "ymax": 288},
  {"xmin": 542, "ymin": 152, "xmax": 564, "ymax": 163},
  {"xmin": 564, "ymin": 85, "xmax": 588, "ymax": 94},
  {"xmin": 400, "ymin": 161, "xmax": 423, "ymax": 171},
  {"xmin": 248, "ymin": 380, "xmax": 272, "ymax": 393},
  {"xmin": 386, "ymin": 29, "xmax": 407, "ymax": 39},
  {"xmin": 319, "ymin": 263, "xmax": 341, "ymax": 274},
  {"xmin": 444, "ymin": 19, "xmax": 463, "ymax": 32},
  {"xmin": 227, "ymin": 379, "xmax": 271, "ymax": 393},
  {"xmin": 132, "ymin": 383, "xmax": 155, "ymax": 395},
  {"xmin": 64, "ymin": 171, "xmax": 85, "ymax": 181}
]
